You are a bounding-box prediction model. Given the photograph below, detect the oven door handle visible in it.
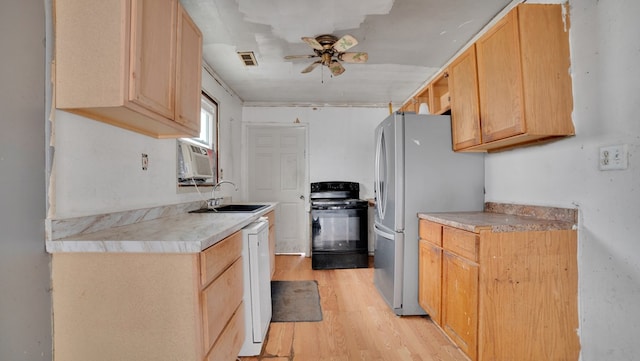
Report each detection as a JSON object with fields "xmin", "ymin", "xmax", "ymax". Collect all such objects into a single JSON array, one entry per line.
[{"xmin": 374, "ymin": 223, "xmax": 395, "ymax": 240}]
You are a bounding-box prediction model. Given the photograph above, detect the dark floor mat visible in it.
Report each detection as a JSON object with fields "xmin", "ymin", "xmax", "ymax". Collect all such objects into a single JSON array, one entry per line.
[{"xmin": 271, "ymin": 280, "xmax": 323, "ymax": 322}]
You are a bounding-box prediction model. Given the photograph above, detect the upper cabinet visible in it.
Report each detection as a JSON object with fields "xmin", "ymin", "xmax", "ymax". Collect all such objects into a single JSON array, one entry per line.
[
  {"xmin": 450, "ymin": 4, "xmax": 574, "ymax": 152},
  {"xmin": 175, "ymin": 4, "xmax": 203, "ymax": 132},
  {"xmin": 429, "ymin": 71, "xmax": 450, "ymax": 115},
  {"xmin": 449, "ymin": 45, "xmax": 481, "ymax": 150},
  {"xmin": 400, "ymin": 69, "xmax": 450, "ymax": 115},
  {"xmin": 55, "ymin": 0, "xmax": 202, "ymax": 138}
]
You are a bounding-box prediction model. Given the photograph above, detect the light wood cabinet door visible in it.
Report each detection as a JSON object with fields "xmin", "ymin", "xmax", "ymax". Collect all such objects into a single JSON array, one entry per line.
[
  {"xmin": 55, "ymin": 0, "xmax": 201, "ymax": 138},
  {"xmin": 442, "ymin": 250, "xmax": 479, "ymax": 361},
  {"xmin": 449, "ymin": 45, "xmax": 482, "ymax": 150},
  {"xmin": 476, "ymin": 9, "xmax": 525, "ymax": 143},
  {"xmin": 129, "ymin": 0, "xmax": 177, "ymax": 120},
  {"xmin": 418, "ymin": 239, "xmax": 442, "ymax": 325},
  {"xmin": 175, "ymin": 3, "xmax": 202, "ymax": 131}
]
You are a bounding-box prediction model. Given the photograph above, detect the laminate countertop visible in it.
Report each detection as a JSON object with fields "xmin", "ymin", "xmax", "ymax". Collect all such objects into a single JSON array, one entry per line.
[
  {"xmin": 418, "ymin": 202, "xmax": 577, "ymax": 233},
  {"xmin": 45, "ymin": 202, "xmax": 277, "ymax": 254}
]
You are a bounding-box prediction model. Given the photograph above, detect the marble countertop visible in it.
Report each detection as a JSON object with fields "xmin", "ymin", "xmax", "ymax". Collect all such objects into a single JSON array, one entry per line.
[
  {"xmin": 418, "ymin": 202, "xmax": 577, "ymax": 233},
  {"xmin": 46, "ymin": 203, "xmax": 276, "ymax": 253}
]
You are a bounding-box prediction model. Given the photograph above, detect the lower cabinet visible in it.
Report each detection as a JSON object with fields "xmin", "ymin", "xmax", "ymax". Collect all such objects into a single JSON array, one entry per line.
[
  {"xmin": 441, "ymin": 250, "xmax": 479, "ymax": 361},
  {"xmin": 418, "ymin": 239, "xmax": 442, "ymax": 324},
  {"xmin": 418, "ymin": 218, "xmax": 580, "ymax": 361},
  {"xmin": 52, "ymin": 231, "xmax": 245, "ymax": 361}
]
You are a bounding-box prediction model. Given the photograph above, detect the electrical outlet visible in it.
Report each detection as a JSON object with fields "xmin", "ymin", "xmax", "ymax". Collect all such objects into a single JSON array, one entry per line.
[
  {"xmin": 599, "ymin": 144, "xmax": 628, "ymax": 171},
  {"xmin": 141, "ymin": 153, "xmax": 149, "ymax": 171}
]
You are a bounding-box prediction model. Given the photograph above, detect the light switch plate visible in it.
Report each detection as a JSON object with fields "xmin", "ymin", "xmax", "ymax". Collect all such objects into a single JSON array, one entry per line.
[{"xmin": 599, "ymin": 144, "xmax": 628, "ymax": 171}]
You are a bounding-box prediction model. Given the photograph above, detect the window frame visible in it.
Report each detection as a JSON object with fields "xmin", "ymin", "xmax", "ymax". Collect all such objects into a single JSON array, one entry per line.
[{"xmin": 179, "ymin": 91, "xmax": 219, "ymax": 185}]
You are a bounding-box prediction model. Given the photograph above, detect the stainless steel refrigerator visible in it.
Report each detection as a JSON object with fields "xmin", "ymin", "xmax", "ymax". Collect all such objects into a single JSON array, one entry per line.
[{"xmin": 373, "ymin": 112, "xmax": 484, "ymax": 316}]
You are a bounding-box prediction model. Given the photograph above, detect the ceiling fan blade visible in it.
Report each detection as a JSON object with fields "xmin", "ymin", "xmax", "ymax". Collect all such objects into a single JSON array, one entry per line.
[
  {"xmin": 284, "ymin": 54, "xmax": 317, "ymax": 60},
  {"xmin": 329, "ymin": 60, "xmax": 345, "ymax": 76},
  {"xmin": 332, "ymin": 34, "xmax": 358, "ymax": 52},
  {"xmin": 301, "ymin": 61, "xmax": 321, "ymax": 73},
  {"xmin": 302, "ymin": 37, "xmax": 323, "ymax": 50},
  {"xmin": 338, "ymin": 52, "xmax": 368, "ymax": 63}
]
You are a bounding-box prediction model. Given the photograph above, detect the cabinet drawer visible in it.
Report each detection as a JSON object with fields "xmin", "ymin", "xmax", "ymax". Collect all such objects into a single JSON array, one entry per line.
[
  {"xmin": 206, "ymin": 303, "xmax": 245, "ymax": 361},
  {"xmin": 443, "ymin": 227, "xmax": 479, "ymax": 262},
  {"xmin": 202, "ymin": 258, "xmax": 244, "ymax": 352},
  {"xmin": 200, "ymin": 230, "xmax": 242, "ymax": 287},
  {"xmin": 419, "ymin": 219, "xmax": 442, "ymax": 246}
]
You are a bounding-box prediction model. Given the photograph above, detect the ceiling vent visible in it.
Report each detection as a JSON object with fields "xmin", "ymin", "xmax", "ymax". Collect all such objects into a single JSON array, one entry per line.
[{"xmin": 237, "ymin": 51, "xmax": 258, "ymax": 67}]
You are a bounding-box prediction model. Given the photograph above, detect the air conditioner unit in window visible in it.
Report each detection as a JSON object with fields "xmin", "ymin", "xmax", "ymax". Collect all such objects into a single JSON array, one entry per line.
[{"xmin": 177, "ymin": 140, "xmax": 214, "ymax": 183}]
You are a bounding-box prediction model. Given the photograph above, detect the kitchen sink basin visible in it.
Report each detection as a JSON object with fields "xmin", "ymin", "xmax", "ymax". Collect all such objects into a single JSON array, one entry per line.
[{"xmin": 189, "ymin": 204, "xmax": 269, "ymax": 213}]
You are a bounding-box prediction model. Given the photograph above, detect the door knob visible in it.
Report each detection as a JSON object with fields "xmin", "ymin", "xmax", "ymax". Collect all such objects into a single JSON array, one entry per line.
[{"xmin": 300, "ymin": 195, "xmax": 305, "ymax": 200}]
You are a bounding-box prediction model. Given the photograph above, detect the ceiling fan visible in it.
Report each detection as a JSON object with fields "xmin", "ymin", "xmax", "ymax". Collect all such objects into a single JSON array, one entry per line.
[{"xmin": 284, "ymin": 34, "xmax": 368, "ymax": 76}]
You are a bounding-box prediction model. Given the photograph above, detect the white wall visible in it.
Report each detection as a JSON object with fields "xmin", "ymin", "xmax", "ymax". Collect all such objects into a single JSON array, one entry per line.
[
  {"xmin": 49, "ymin": 70, "xmax": 244, "ymax": 218},
  {"xmin": 484, "ymin": 1, "xmax": 640, "ymax": 360},
  {"xmin": 242, "ymin": 106, "xmax": 388, "ymax": 199},
  {"xmin": 0, "ymin": 1, "xmax": 52, "ymax": 359}
]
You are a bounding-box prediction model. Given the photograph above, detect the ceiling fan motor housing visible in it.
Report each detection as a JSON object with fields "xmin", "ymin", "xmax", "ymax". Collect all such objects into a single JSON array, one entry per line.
[{"xmin": 316, "ymin": 34, "xmax": 339, "ymax": 47}]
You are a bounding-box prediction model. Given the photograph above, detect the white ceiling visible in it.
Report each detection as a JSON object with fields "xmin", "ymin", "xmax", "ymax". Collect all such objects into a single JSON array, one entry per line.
[{"xmin": 181, "ymin": 0, "xmax": 513, "ymax": 107}]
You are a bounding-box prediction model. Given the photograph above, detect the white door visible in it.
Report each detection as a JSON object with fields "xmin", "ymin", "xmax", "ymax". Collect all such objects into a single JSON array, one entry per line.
[{"xmin": 247, "ymin": 125, "xmax": 308, "ymax": 255}]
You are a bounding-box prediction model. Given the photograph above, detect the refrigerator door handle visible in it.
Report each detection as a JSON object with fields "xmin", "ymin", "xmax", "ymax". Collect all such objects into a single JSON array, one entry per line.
[
  {"xmin": 374, "ymin": 223, "xmax": 395, "ymax": 240},
  {"xmin": 374, "ymin": 127, "xmax": 386, "ymax": 221}
]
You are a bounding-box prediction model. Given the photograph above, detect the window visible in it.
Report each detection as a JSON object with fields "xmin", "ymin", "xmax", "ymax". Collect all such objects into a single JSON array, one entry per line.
[
  {"xmin": 178, "ymin": 92, "xmax": 219, "ymax": 185},
  {"xmin": 193, "ymin": 93, "xmax": 217, "ymax": 149}
]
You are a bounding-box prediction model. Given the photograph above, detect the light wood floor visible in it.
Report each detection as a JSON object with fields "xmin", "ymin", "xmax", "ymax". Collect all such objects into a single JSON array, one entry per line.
[{"xmin": 239, "ymin": 255, "xmax": 468, "ymax": 361}]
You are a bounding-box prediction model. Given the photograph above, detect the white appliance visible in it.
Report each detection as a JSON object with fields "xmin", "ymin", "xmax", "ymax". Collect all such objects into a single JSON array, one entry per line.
[
  {"xmin": 177, "ymin": 140, "xmax": 214, "ymax": 181},
  {"xmin": 239, "ymin": 218, "xmax": 272, "ymax": 356},
  {"xmin": 373, "ymin": 112, "xmax": 484, "ymax": 316}
]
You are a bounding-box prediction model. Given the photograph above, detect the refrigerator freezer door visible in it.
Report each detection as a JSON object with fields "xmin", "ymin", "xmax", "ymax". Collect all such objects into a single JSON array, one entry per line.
[{"xmin": 373, "ymin": 223, "xmax": 403, "ymax": 311}]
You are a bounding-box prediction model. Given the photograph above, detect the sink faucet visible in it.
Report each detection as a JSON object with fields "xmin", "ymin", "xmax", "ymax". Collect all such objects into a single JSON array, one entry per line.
[{"xmin": 208, "ymin": 180, "xmax": 238, "ymax": 208}]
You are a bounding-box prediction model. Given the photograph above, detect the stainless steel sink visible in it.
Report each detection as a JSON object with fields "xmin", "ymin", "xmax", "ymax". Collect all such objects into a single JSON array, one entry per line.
[{"xmin": 189, "ymin": 204, "xmax": 269, "ymax": 213}]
